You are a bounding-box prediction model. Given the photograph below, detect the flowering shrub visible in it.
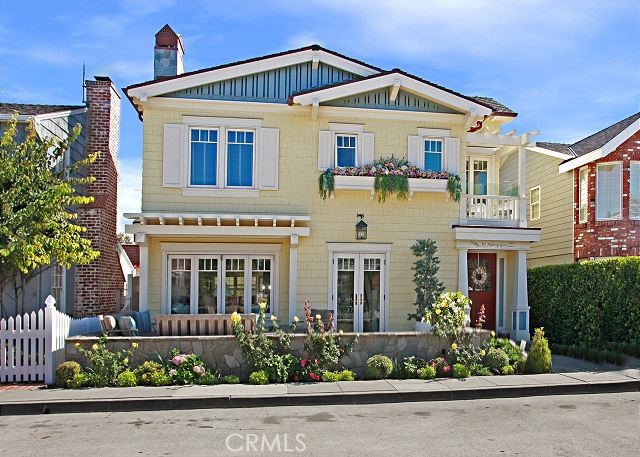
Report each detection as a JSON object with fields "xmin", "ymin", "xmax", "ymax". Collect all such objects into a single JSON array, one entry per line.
[
  {"xmin": 301, "ymin": 298, "xmax": 356, "ymax": 373},
  {"xmin": 116, "ymin": 370, "xmax": 138, "ymax": 387},
  {"xmin": 425, "ymin": 291, "xmax": 470, "ymax": 340},
  {"xmin": 418, "ymin": 365, "xmax": 437, "ymax": 380},
  {"xmin": 428, "ymin": 356, "xmax": 452, "ymax": 377},
  {"xmin": 74, "ymin": 337, "xmax": 138, "ymax": 387},
  {"xmin": 166, "ymin": 348, "xmax": 218, "ymax": 385},
  {"xmin": 135, "ymin": 361, "xmax": 171, "ymax": 386},
  {"xmin": 292, "ymin": 357, "xmax": 322, "ymax": 382},
  {"xmin": 395, "ymin": 356, "xmax": 429, "ymax": 379},
  {"xmin": 231, "ymin": 300, "xmax": 297, "ymax": 383}
]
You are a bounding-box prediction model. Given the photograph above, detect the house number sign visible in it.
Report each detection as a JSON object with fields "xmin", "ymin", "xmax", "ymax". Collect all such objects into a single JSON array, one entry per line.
[{"xmin": 470, "ymin": 241, "xmax": 516, "ymax": 249}]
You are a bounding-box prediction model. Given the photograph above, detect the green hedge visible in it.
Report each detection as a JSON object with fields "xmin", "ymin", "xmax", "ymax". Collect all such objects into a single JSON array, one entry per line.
[{"xmin": 528, "ymin": 257, "xmax": 640, "ymax": 346}]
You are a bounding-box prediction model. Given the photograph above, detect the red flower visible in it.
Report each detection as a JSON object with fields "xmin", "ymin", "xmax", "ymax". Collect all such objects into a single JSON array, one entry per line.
[
  {"xmin": 309, "ymin": 373, "xmax": 320, "ymax": 381},
  {"xmin": 444, "ymin": 365, "xmax": 452, "ymax": 373},
  {"xmin": 300, "ymin": 359, "xmax": 307, "ymax": 367}
]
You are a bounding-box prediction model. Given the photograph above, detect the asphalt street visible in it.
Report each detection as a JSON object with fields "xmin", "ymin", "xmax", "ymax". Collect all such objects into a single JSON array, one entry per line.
[{"xmin": 0, "ymin": 392, "xmax": 637, "ymax": 456}]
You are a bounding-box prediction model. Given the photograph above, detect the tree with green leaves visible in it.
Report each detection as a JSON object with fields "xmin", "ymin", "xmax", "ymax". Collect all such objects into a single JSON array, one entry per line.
[
  {"xmin": 0, "ymin": 116, "xmax": 99, "ymax": 317},
  {"xmin": 407, "ymin": 239, "xmax": 446, "ymax": 321}
]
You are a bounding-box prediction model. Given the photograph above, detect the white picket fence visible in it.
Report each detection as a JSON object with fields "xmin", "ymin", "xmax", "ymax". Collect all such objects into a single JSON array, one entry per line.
[{"xmin": 0, "ymin": 296, "xmax": 99, "ymax": 384}]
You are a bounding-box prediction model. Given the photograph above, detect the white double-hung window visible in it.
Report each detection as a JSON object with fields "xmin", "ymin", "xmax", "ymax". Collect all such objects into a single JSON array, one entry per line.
[
  {"xmin": 162, "ymin": 117, "xmax": 279, "ymax": 194},
  {"xmin": 424, "ymin": 139, "xmax": 444, "ymax": 172},
  {"xmin": 630, "ymin": 162, "xmax": 640, "ymax": 219},
  {"xmin": 335, "ymin": 134, "xmax": 357, "ymax": 167},
  {"xmin": 596, "ymin": 162, "xmax": 622, "ymax": 220},
  {"xmin": 529, "ymin": 186, "xmax": 541, "ymax": 221},
  {"xmin": 578, "ymin": 167, "xmax": 589, "ymax": 223}
]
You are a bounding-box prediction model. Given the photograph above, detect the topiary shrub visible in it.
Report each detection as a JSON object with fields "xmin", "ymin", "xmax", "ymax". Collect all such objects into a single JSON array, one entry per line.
[
  {"xmin": 418, "ymin": 365, "xmax": 436, "ymax": 380},
  {"xmin": 116, "ymin": 370, "xmax": 138, "ymax": 387},
  {"xmin": 249, "ymin": 370, "xmax": 269, "ymax": 385},
  {"xmin": 135, "ymin": 361, "xmax": 170, "ymax": 386},
  {"xmin": 483, "ymin": 348, "xmax": 510, "ymax": 371},
  {"xmin": 525, "ymin": 327, "xmax": 552, "ymax": 374},
  {"xmin": 222, "ymin": 375, "xmax": 240, "ymax": 384},
  {"xmin": 452, "ymin": 363, "xmax": 470, "ymax": 379},
  {"xmin": 55, "ymin": 361, "xmax": 83, "ymax": 388},
  {"xmin": 366, "ymin": 355, "xmax": 394, "ymax": 379}
]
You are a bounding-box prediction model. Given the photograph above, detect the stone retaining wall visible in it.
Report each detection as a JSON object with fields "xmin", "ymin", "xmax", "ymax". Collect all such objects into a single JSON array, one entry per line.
[{"xmin": 66, "ymin": 331, "xmax": 488, "ymax": 380}]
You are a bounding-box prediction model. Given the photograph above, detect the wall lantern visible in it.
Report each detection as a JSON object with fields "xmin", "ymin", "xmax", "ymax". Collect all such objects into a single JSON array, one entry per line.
[{"xmin": 355, "ymin": 213, "xmax": 368, "ymax": 240}]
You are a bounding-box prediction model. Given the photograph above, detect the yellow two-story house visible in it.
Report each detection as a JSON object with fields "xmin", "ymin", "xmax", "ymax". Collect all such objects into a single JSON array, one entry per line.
[{"xmin": 124, "ymin": 25, "xmax": 540, "ymax": 341}]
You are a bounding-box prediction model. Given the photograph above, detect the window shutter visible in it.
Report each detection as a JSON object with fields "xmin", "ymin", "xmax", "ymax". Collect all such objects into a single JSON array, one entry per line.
[
  {"xmin": 259, "ymin": 128, "xmax": 279, "ymax": 190},
  {"xmin": 445, "ymin": 137, "xmax": 460, "ymax": 174},
  {"xmin": 318, "ymin": 130, "xmax": 334, "ymax": 170},
  {"xmin": 407, "ymin": 135, "xmax": 422, "ymax": 168},
  {"xmin": 163, "ymin": 124, "xmax": 184, "ymax": 187},
  {"xmin": 359, "ymin": 132, "xmax": 374, "ymax": 166}
]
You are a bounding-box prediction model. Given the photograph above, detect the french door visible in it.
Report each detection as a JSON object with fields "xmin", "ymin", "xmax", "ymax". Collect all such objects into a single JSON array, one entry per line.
[{"xmin": 332, "ymin": 254, "xmax": 386, "ymax": 332}]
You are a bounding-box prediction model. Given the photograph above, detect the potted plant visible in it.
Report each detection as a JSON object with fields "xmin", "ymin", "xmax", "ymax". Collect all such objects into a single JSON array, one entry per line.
[{"xmin": 407, "ymin": 239, "xmax": 445, "ymax": 331}]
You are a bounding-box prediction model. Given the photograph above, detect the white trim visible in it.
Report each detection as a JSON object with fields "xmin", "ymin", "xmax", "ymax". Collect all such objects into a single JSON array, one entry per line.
[
  {"xmin": 527, "ymin": 146, "xmax": 573, "ymax": 160},
  {"xmin": 128, "ymin": 49, "xmax": 379, "ymax": 99},
  {"xmin": 417, "ymin": 128, "xmax": 450, "ymax": 137},
  {"xmin": 292, "ymin": 72, "xmax": 492, "ymax": 115},
  {"xmin": 182, "ymin": 188, "xmax": 260, "ymax": 198},
  {"xmin": 529, "ymin": 186, "xmax": 541, "ymax": 221},
  {"xmin": 595, "ymin": 161, "xmax": 623, "ymax": 221},
  {"xmin": 630, "ymin": 161, "xmax": 640, "ymax": 220},
  {"xmin": 331, "ymin": 175, "xmax": 448, "ymax": 200},
  {"xmin": 453, "ymin": 226, "xmax": 541, "ymax": 244},
  {"xmin": 127, "ymin": 224, "xmax": 310, "ymax": 238},
  {"xmin": 578, "ymin": 167, "xmax": 589, "ymax": 223},
  {"xmin": 182, "ymin": 116, "xmax": 263, "ymax": 128},
  {"xmin": 467, "ymin": 132, "xmax": 536, "ymax": 147},
  {"xmin": 327, "ymin": 242, "xmax": 393, "ymax": 253},
  {"xmin": 329, "ymin": 122, "xmax": 364, "ymax": 133},
  {"xmin": 559, "ymin": 118, "xmax": 640, "ymax": 173}
]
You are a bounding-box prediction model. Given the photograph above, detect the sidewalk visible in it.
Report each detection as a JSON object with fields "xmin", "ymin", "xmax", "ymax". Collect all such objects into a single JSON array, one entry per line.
[{"xmin": 1, "ymin": 369, "xmax": 638, "ymax": 416}]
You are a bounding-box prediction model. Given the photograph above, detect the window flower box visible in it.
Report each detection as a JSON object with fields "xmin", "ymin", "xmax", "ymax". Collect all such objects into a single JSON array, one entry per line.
[{"xmin": 332, "ymin": 175, "xmax": 448, "ymax": 200}]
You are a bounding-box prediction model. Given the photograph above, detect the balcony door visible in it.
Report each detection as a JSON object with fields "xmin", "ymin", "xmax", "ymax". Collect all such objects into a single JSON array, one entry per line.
[{"xmin": 332, "ymin": 254, "xmax": 386, "ymax": 333}]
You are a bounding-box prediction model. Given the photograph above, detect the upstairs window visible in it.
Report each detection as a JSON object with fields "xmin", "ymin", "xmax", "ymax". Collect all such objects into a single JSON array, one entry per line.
[
  {"xmin": 578, "ymin": 167, "xmax": 588, "ymax": 223},
  {"xmin": 631, "ymin": 162, "xmax": 640, "ymax": 219},
  {"xmin": 226, "ymin": 130, "xmax": 254, "ymax": 187},
  {"xmin": 424, "ymin": 139, "xmax": 443, "ymax": 172},
  {"xmin": 529, "ymin": 186, "xmax": 541, "ymax": 221},
  {"xmin": 596, "ymin": 163, "xmax": 622, "ymax": 220},
  {"xmin": 190, "ymin": 129, "xmax": 218, "ymax": 186},
  {"xmin": 335, "ymin": 134, "xmax": 357, "ymax": 167}
]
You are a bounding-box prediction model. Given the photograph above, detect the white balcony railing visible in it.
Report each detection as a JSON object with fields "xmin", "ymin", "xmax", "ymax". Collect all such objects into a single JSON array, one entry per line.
[{"xmin": 460, "ymin": 195, "xmax": 525, "ymax": 225}]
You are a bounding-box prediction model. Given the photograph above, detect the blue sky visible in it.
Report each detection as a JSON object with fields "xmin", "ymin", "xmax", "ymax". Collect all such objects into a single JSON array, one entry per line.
[{"xmin": 1, "ymin": 0, "xmax": 638, "ymax": 229}]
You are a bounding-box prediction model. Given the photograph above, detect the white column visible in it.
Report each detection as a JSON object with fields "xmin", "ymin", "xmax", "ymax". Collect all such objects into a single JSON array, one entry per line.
[
  {"xmin": 288, "ymin": 234, "xmax": 299, "ymax": 324},
  {"xmin": 137, "ymin": 233, "xmax": 149, "ymax": 313},
  {"xmin": 458, "ymin": 248, "xmax": 470, "ymax": 326},
  {"xmin": 513, "ymin": 250, "xmax": 530, "ymax": 342},
  {"xmin": 518, "ymin": 145, "xmax": 527, "ymax": 227}
]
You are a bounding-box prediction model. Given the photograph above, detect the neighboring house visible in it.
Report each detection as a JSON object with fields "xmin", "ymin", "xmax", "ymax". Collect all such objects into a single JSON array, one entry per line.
[
  {"xmin": 124, "ymin": 25, "xmax": 542, "ymax": 340},
  {"xmin": 0, "ymin": 77, "xmax": 130, "ymax": 318},
  {"xmin": 533, "ymin": 112, "xmax": 640, "ymax": 263}
]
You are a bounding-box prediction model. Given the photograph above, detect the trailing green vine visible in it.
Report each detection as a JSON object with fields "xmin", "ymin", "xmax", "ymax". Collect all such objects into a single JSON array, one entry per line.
[
  {"xmin": 374, "ymin": 174, "xmax": 409, "ymax": 202},
  {"xmin": 318, "ymin": 169, "xmax": 335, "ymax": 200},
  {"xmin": 447, "ymin": 174, "xmax": 462, "ymax": 202}
]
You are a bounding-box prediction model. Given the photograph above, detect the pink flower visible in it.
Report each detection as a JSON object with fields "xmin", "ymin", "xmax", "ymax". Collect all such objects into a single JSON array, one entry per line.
[
  {"xmin": 300, "ymin": 359, "xmax": 307, "ymax": 367},
  {"xmin": 444, "ymin": 365, "xmax": 452, "ymax": 373},
  {"xmin": 309, "ymin": 373, "xmax": 320, "ymax": 381},
  {"xmin": 171, "ymin": 355, "xmax": 185, "ymax": 366},
  {"xmin": 314, "ymin": 359, "xmax": 319, "ymax": 366},
  {"xmin": 168, "ymin": 369, "xmax": 177, "ymax": 376},
  {"xmin": 193, "ymin": 365, "xmax": 205, "ymax": 376}
]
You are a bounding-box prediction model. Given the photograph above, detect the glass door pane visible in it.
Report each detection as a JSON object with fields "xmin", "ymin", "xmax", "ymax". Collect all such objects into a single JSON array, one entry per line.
[
  {"xmin": 251, "ymin": 258, "xmax": 271, "ymax": 314},
  {"xmin": 170, "ymin": 257, "xmax": 191, "ymax": 314},
  {"xmin": 225, "ymin": 258, "xmax": 245, "ymax": 314},
  {"xmin": 473, "ymin": 160, "xmax": 488, "ymax": 195},
  {"xmin": 198, "ymin": 258, "xmax": 218, "ymax": 314},
  {"xmin": 362, "ymin": 257, "xmax": 382, "ymax": 332},
  {"xmin": 336, "ymin": 257, "xmax": 356, "ymax": 332}
]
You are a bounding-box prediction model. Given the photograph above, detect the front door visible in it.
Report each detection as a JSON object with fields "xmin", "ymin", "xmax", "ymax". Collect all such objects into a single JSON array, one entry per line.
[
  {"xmin": 467, "ymin": 253, "xmax": 497, "ymax": 330},
  {"xmin": 333, "ymin": 254, "xmax": 385, "ymax": 332}
]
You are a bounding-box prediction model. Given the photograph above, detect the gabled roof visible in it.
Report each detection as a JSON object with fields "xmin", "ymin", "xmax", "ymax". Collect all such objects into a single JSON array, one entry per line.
[
  {"xmin": 536, "ymin": 142, "xmax": 572, "ymax": 154},
  {"xmin": 124, "ymin": 44, "xmax": 515, "ymax": 119},
  {"xmin": 289, "ymin": 69, "xmax": 515, "ymax": 116},
  {"xmin": 558, "ymin": 112, "xmax": 640, "ymax": 173},
  {"xmin": 0, "ymin": 103, "xmax": 85, "ymax": 116}
]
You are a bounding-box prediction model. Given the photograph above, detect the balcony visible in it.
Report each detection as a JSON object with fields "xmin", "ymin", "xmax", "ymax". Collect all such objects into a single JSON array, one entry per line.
[{"xmin": 459, "ymin": 194, "xmax": 526, "ymax": 227}]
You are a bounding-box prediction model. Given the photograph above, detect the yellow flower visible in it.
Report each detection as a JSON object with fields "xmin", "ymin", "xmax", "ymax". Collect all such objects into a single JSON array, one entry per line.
[
  {"xmin": 74, "ymin": 342, "xmax": 80, "ymax": 348},
  {"xmin": 490, "ymin": 330, "xmax": 496, "ymax": 338},
  {"xmin": 338, "ymin": 330, "xmax": 344, "ymax": 336},
  {"xmin": 230, "ymin": 312, "xmax": 241, "ymax": 324},
  {"xmin": 435, "ymin": 308, "xmax": 441, "ymax": 315},
  {"xmin": 92, "ymin": 343, "xmax": 98, "ymax": 350},
  {"xmin": 258, "ymin": 301, "xmax": 267, "ymax": 310},
  {"xmin": 293, "ymin": 316, "xmax": 299, "ymax": 323},
  {"xmin": 270, "ymin": 315, "xmax": 277, "ymax": 321},
  {"xmin": 123, "ymin": 357, "xmax": 129, "ymax": 365},
  {"xmin": 315, "ymin": 314, "xmax": 322, "ymax": 320},
  {"xmin": 451, "ymin": 343, "xmax": 458, "ymax": 350},
  {"xmin": 480, "ymin": 349, "xmax": 486, "ymax": 357},
  {"xmin": 131, "ymin": 343, "xmax": 139, "ymax": 349}
]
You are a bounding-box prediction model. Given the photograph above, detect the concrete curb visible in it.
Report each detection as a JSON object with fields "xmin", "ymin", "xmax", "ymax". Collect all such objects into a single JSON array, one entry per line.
[{"xmin": 1, "ymin": 378, "xmax": 638, "ymax": 416}]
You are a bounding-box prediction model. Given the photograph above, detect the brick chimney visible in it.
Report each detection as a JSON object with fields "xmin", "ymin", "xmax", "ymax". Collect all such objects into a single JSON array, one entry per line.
[
  {"xmin": 74, "ymin": 76, "xmax": 123, "ymax": 317},
  {"xmin": 154, "ymin": 24, "xmax": 184, "ymax": 79}
]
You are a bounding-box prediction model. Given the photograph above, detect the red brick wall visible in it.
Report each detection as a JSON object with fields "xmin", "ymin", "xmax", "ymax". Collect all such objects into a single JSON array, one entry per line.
[
  {"xmin": 74, "ymin": 78, "xmax": 124, "ymax": 317},
  {"xmin": 574, "ymin": 130, "xmax": 640, "ymax": 260}
]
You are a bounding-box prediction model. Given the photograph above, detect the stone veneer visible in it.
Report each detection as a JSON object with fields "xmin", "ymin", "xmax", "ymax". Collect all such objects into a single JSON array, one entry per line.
[{"xmin": 66, "ymin": 332, "xmax": 488, "ymax": 380}]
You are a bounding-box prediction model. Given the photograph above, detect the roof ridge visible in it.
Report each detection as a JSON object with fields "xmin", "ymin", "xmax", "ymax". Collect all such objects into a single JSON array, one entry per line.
[{"xmin": 571, "ymin": 111, "xmax": 640, "ymax": 148}]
